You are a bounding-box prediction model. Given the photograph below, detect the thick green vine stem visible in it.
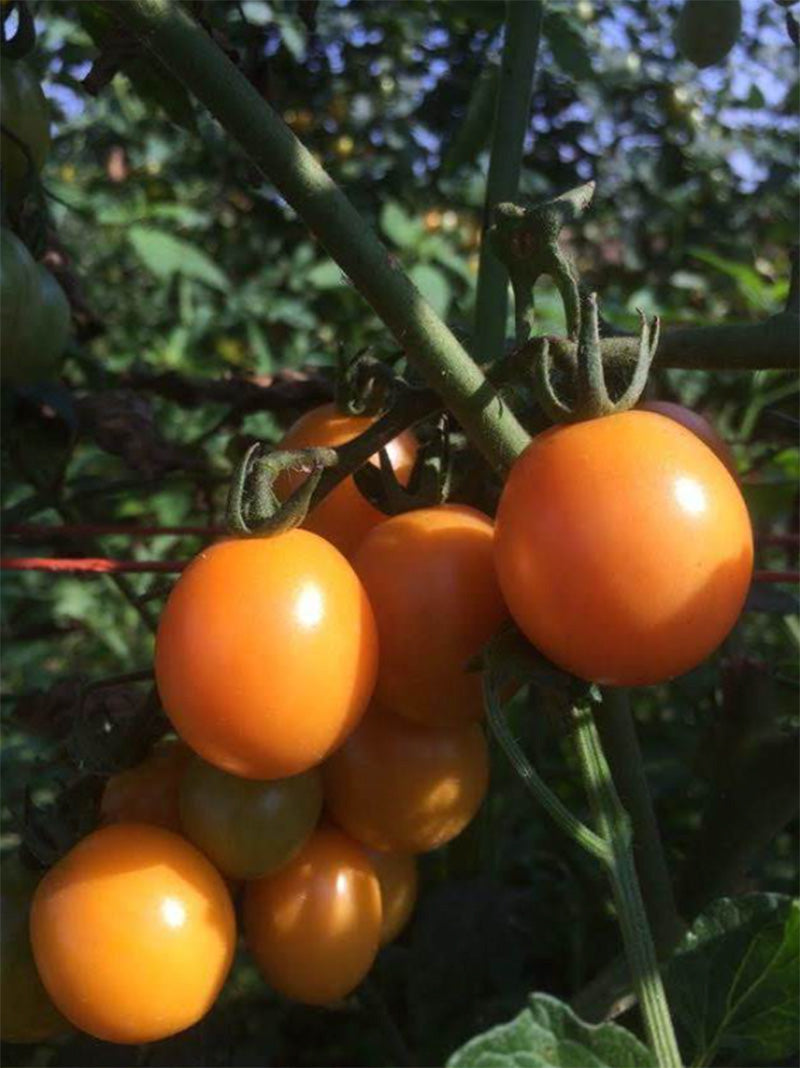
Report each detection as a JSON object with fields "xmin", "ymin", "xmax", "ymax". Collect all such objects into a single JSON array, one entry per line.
[
  {"xmin": 473, "ymin": 0, "xmax": 546, "ymax": 362},
  {"xmin": 107, "ymin": 0, "xmax": 531, "ymax": 474},
  {"xmin": 352, "ymin": 416, "xmax": 452, "ymax": 515},
  {"xmin": 533, "ymin": 292, "xmax": 660, "ymax": 421},
  {"xmin": 570, "ymin": 704, "xmax": 683, "ymax": 1068},
  {"xmin": 225, "ymin": 443, "xmax": 338, "ymax": 537},
  {"xmin": 487, "ymin": 182, "xmax": 595, "ymax": 344},
  {"xmin": 482, "ymin": 675, "xmax": 610, "ymax": 865}
]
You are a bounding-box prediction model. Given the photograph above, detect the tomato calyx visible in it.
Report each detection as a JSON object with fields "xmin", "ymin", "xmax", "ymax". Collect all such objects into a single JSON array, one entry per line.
[
  {"xmin": 533, "ymin": 292, "xmax": 660, "ymax": 423},
  {"xmin": 352, "ymin": 414, "xmax": 451, "ymax": 515},
  {"xmin": 334, "ymin": 348, "xmax": 398, "ymax": 417},
  {"xmin": 226, "ymin": 441, "xmax": 338, "ymax": 536}
]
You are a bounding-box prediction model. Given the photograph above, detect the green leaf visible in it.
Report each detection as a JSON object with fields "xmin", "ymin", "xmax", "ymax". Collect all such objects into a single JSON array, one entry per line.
[
  {"xmin": 664, "ymin": 894, "xmax": 799, "ymax": 1067},
  {"xmin": 306, "ymin": 260, "xmax": 345, "ymax": 289},
  {"xmin": 447, "ymin": 993, "xmax": 655, "ymax": 1068},
  {"xmin": 544, "ymin": 12, "xmax": 593, "ymax": 82},
  {"xmin": 688, "ymin": 248, "xmax": 777, "ymax": 312},
  {"xmin": 127, "ymin": 227, "xmax": 229, "ymax": 291},
  {"xmin": 381, "ymin": 201, "xmax": 424, "ymax": 250},
  {"xmin": 409, "ymin": 263, "xmax": 451, "ymax": 318}
]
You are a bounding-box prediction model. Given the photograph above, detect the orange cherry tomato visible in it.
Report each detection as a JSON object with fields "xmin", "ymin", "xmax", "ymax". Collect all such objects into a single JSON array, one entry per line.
[
  {"xmin": 639, "ymin": 400, "xmax": 737, "ymax": 477},
  {"xmin": 352, "ymin": 505, "xmax": 507, "ymax": 726},
  {"xmin": 278, "ymin": 402, "xmax": 417, "ymax": 557},
  {"xmin": 155, "ymin": 531, "xmax": 378, "ymax": 780},
  {"xmin": 244, "ymin": 824, "xmax": 381, "ymax": 1005},
  {"xmin": 494, "ymin": 410, "xmax": 754, "ymax": 687},
  {"xmin": 30, "ymin": 823, "xmax": 235, "ymax": 1044},
  {"xmin": 366, "ymin": 849, "xmax": 418, "ymax": 945},
  {"xmin": 100, "ymin": 737, "xmax": 191, "ymax": 833},
  {"xmin": 322, "ymin": 707, "xmax": 489, "ymax": 853}
]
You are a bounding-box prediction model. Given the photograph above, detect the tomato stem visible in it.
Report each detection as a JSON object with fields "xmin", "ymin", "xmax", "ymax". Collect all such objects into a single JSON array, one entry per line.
[
  {"xmin": 570, "ymin": 704, "xmax": 683, "ymax": 1068},
  {"xmin": 482, "ymin": 676, "xmax": 611, "ymax": 865},
  {"xmin": 597, "ymin": 690, "xmax": 684, "ymax": 953},
  {"xmin": 105, "ymin": 0, "xmax": 531, "ymax": 475},
  {"xmin": 473, "ymin": 0, "xmax": 546, "ymax": 361}
]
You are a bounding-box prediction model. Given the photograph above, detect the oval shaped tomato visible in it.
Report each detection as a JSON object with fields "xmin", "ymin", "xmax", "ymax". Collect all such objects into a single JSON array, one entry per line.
[
  {"xmin": 0, "ymin": 60, "xmax": 50, "ymax": 200},
  {"xmin": 0, "ymin": 228, "xmax": 70, "ymax": 383},
  {"xmin": 179, "ymin": 756, "xmax": 323, "ymax": 879},
  {"xmin": 30, "ymin": 823, "xmax": 235, "ymax": 1044},
  {"xmin": 639, "ymin": 400, "xmax": 737, "ymax": 477},
  {"xmin": 155, "ymin": 531, "xmax": 378, "ymax": 780},
  {"xmin": 323, "ymin": 707, "xmax": 489, "ymax": 853},
  {"xmin": 353, "ymin": 505, "xmax": 506, "ymax": 726},
  {"xmin": 1, "ymin": 855, "xmax": 66, "ymax": 1043},
  {"xmin": 244, "ymin": 824, "xmax": 381, "ymax": 1005},
  {"xmin": 279, "ymin": 402, "xmax": 417, "ymax": 557},
  {"xmin": 366, "ymin": 849, "xmax": 418, "ymax": 945},
  {"xmin": 494, "ymin": 410, "xmax": 754, "ymax": 687},
  {"xmin": 100, "ymin": 737, "xmax": 191, "ymax": 833}
]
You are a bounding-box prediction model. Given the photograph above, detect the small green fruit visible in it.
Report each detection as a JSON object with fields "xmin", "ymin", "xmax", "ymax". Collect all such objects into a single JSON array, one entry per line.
[{"xmin": 675, "ymin": 0, "xmax": 742, "ymax": 69}]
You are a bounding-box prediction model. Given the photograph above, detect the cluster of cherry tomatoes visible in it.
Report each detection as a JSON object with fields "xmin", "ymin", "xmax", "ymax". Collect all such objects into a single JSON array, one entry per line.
[{"xmin": 9, "ymin": 396, "xmax": 753, "ymax": 1046}]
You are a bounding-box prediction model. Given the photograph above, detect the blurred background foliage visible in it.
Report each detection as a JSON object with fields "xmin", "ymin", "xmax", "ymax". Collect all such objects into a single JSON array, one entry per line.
[{"xmin": 1, "ymin": 0, "xmax": 798, "ymax": 1065}]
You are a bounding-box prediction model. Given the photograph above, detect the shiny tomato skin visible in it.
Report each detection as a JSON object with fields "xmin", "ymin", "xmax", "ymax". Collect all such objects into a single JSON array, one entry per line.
[
  {"xmin": 366, "ymin": 849, "xmax": 418, "ymax": 945},
  {"xmin": 322, "ymin": 707, "xmax": 489, "ymax": 854},
  {"xmin": 494, "ymin": 410, "xmax": 754, "ymax": 687},
  {"xmin": 1, "ymin": 856, "xmax": 66, "ymax": 1043},
  {"xmin": 279, "ymin": 402, "xmax": 417, "ymax": 557},
  {"xmin": 639, "ymin": 400, "xmax": 737, "ymax": 477},
  {"xmin": 352, "ymin": 505, "xmax": 507, "ymax": 726},
  {"xmin": 179, "ymin": 755, "xmax": 323, "ymax": 879},
  {"xmin": 100, "ymin": 737, "xmax": 191, "ymax": 833},
  {"xmin": 244, "ymin": 825, "xmax": 382, "ymax": 1005},
  {"xmin": 30, "ymin": 823, "xmax": 235, "ymax": 1044},
  {"xmin": 155, "ymin": 531, "xmax": 378, "ymax": 780}
]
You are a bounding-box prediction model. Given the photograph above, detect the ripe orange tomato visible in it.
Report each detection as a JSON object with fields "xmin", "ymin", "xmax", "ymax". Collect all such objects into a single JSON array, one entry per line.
[
  {"xmin": 30, "ymin": 823, "xmax": 235, "ymax": 1044},
  {"xmin": 1, "ymin": 855, "xmax": 66, "ymax": 1043},
  {"xmin": 366, "ymin": 849, "xmax": 418, "ymax": 945},
  {"xmin": 322, "ymin": 707, "xmax": 489, "ymax": 853},
  {"xmin": 244, "ymin": 825, "xmax": 381, "ymax": 1005},
  {"xmin": 353, "ymin": 505, "xmax": 506, "ymax": 726},
  {"xmin": 278, "ymin": 402, "xmax": 417, "ymax": 557},
  {"xmin": 494, "ymin": 410, "xmax": 754, "ymax": 687},
  {"xmin": 100, "ymin": 737, "xmax": 191, "ymax": 833},
  {"xmin": 639, "ymin": 400, "xmax": 737, "ymax": 477},
  {"xmin": 155, "ymin": 531, "xmax": 378, "ymax": 780}
]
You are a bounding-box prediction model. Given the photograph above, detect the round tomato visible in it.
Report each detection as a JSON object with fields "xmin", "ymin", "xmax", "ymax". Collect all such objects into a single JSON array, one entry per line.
[
  {"xmin": 179, "ymin": 755, "xmax": 323, "ymax": 879},
  {"xmin": 366, "ymin": 849, "xmax": 418, "ymax": 945},
  {"xmin": 1, "ymin": 855, "xmax": 66, "ymax": 1043},
  {"xmin": 1, "ymin": 228, "xmax": 70, "ymax": 384},
  {"xmin": 353, "ymin": 505, "xmax": 506, "ymax": 726},
  {"xmin": 322, "ymin": 707, "xmax": 489, "ymax": 853},
  {"xmin": 0, "ymin": 60, "xmax": 50, "ymax": 200},
  {"xmin": 278, "ymin": 402, "xmax": 417, "ymax": 557},
  {"xmin": 155, "ymin": 531, "xmax": 378, "ymax": 780},
  {"xmin": 244, "ymin": 824, "xmax": 382, "ymax": 1005},
  {"xmin": 639, "ymin": 400, "xmax": 737, "ymax": 477},
  {"xmin": 100, "ymin": 737, "xmax": 191, "ymax": 833},
  {"xmin": 30, "ymin": 823, "xmax": 235, "ymax": 1044},
  {"xmin": 494, "ymin": 410, "xmax": 754, "ymax": 687}
]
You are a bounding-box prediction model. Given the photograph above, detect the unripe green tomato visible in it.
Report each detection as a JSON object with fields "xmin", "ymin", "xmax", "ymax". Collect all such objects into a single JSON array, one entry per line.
[
  {"xmin": 0, "ymin": 59, "xmax": 51, "ymax": 200},
  {"xmin": 1, "ymin": 228, "xmax": 70, "ymax": 384},
  {"xmin": 675, "ymin": 0, "xmax": 742, "ymax": 69},
  {"xmin": 1, "ymin": 855, "xmax": 67, "ymax": 1043},
  {"xmin": 179, "ymin": 755, "xmax": 323, "ymax": 880}
]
